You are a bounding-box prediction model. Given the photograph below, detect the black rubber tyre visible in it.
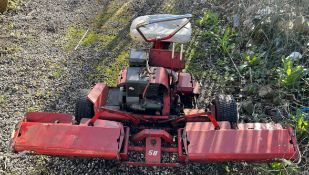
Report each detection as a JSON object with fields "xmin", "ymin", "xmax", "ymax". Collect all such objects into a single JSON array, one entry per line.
[
  {"xmin": 75, "ymin": 89, "xmax": 94, "ymax": 124},
  {"xmin": 212, "ymin": 94, "xmax": 238, "ymax": 123},
  {"xmin": 0, "ymin": 0, "xmax": 8, "ymax": 13}
]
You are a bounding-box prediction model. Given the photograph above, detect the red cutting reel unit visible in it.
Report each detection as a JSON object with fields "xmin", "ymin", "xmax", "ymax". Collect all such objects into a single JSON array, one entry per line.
[{"xmin": 11, "ymin": 14, "xmax": 300, "ymax": 166}]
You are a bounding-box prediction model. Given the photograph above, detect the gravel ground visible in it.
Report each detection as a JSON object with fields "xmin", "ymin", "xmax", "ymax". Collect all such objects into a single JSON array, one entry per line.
[{"xmin": 0, "ymin": 0, "xmax": 229, "ymax": 174}]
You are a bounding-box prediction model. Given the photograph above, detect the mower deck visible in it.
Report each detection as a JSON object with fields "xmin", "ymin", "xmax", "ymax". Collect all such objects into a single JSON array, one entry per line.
[
  {"xmin": 12, "ymin": 113, "xmax": 124, "ymax": 159},
  {"xmin": 184, "ymin": 122, "xmax": 298, "ymax": 161},
  {"xmin": 11, "ymin": 112, "xmax": 299, "ymax": 165}
]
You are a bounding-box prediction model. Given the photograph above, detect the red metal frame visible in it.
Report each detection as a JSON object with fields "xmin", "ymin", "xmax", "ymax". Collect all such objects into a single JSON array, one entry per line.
[
  {"xmin": 87, "ymin": 107, "xmax": 143, "ymax": 126},
  {"xmin": 120, "ymin": 127, "xmax": 130, "ymax": 160},
  {"xmin": 132, "ymin": 129, "xmax": 173, "ymax": 143},
  {"xmin": 12, "ymin": 119, "xmax": 125, "ymax": 159},
  {"xmin": 148, "ymin": 49, "xmax": 185, "ymax": 71},
  {"xmin": 11, "ymin": 111, "xmax": 299, "ymax": 166},
  {"xmin": 128, "ymin": 146, "xmax": 177, "ymax": 153},
  {"xmin": 176, "ymin": 73, "xmax": 194, "ymax": 94},
  {"xmin": 87, "ymin": 83, "xmax": 109, "ymax": 113},
  {"xmin": 125, "ymin": 162, "xmax": 180, "ymax": 167},
  {"xmin": 25, "ymin": 112, "xmax": 73, "ymax": 123},
  {"xmin": 171, "ymin": 109, "xmax": 220, "ymax": 129},
  {"xmin": 183, "ymin": 122, "xmax": 299, "ymax": 161}
]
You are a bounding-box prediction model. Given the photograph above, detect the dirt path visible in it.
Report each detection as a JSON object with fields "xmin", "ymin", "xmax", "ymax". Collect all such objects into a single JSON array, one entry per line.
[{"xmin": 0, "ymin": 0, "xmax": 261, "ymax": 174}]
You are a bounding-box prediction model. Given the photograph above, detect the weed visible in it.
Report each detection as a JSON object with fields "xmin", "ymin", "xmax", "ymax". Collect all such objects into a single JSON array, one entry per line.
[
  {"xmin": 270, "ymin": 161, "xmax": 299, "ymax": 175},
  {"xmin": 197, "ymin": 11, "xmax": 219, "ymax": 29},
  {"xmin": 245, "ymin": 53, "xmax": 260, "ymax": 66},
  {"xmin": 52, "ymin": 71, "xmax": 62, "ymax": 79},
  {"xmin": 27, "ymin": 106, "xmax": 41, "ymax": 112},
  {"xmin": 277, "ymin": 57, "xmax": 305, "ymax": 88},
  {"xmin": 220, "ymin": 27, "xmax": 233, "ymax": 54},
  {"xmin": 0, "ymin": 95, "xmax": 7, "ymax": 105},
  {"xmin": 292, "ymin": 110, "xmax": 309, "ymax": 139}
]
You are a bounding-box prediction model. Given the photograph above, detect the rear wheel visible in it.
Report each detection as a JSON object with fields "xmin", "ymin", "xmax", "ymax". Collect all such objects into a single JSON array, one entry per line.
[
  {"xmin": 212, "ymin": 94, "xmax": 238, "ymax": 125},
  {"xmin": 0, "ymin": 0, "xmax": 8, "ymax": 13},
  {"xmin": 75, "ymin": 89, "xmax": 94, "ymax": 124}
]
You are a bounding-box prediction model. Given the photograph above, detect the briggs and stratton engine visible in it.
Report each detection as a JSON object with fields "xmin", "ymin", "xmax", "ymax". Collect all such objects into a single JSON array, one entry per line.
[{"xmin": 120, "ymin": 49, "xmax": 169, "ymax": 114}]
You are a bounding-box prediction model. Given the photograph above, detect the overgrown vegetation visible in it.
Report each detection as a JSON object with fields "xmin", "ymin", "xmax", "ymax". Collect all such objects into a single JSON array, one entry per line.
[
  {"xmin": 277, "ymin": 57, "xmax": 305, "ymax": 89},
  {"xmin": 186, "ymin": 1, "xmax": 309, "ymax": 173},
  {"xmin": 186, "ymin": 11, "xmax": 238, "ymax": 88}
]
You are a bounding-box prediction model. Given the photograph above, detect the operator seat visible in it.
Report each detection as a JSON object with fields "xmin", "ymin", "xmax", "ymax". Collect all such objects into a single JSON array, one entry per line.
[{"xmin": 130, "ymin": 14, "xmax": 192, "ymax": 43}]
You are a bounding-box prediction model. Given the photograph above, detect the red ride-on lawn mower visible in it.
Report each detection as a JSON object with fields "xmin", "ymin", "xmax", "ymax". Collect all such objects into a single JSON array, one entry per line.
[{"xmin": 11, "ymin": 14, "xmax": 300, "ymax": 166}]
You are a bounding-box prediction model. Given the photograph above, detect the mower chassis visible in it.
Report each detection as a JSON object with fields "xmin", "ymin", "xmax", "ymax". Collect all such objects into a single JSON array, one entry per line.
[{"xmin": 10, "ymin": 14, "xmax": 300, "ymax": 166}]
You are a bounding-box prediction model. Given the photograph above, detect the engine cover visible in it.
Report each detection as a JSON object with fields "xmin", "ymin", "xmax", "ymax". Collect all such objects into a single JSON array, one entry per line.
[{"xmin": 122, "ymin": 66, "xmax": 169, "ymax": 113}]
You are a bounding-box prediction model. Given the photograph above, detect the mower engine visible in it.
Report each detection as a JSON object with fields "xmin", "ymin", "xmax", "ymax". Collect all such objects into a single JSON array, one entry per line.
[
  {"xmin": 118, "ymin": 47, "xmax": 198, "ymax": 116},
  {"xmin": 121, "ymin": 49, "xmax": 166, "ymax": 113}
]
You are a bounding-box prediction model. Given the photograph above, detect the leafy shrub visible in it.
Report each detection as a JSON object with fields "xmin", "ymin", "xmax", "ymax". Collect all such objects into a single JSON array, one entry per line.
[
  {"xmin": 292, "ymin": 110, "xmax": 309, "ymax": 139},
  {"xmin": 277, "ymin": 57, "xmax": 305, "ymax": 88},
  {"xmin": 197, "ymin": 11, "xmax": 219, "ymax": 29}
]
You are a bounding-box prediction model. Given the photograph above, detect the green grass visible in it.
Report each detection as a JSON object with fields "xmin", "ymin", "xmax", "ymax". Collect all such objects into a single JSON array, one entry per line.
[
  {"xmin": 185, "ymin": 11, "xmax": 236, "ymax": 82},
  {"xmin": 64, "ymin": 26, "xmax": 118, "ymax": 50},
  {"xmin": 8, "ymin": 0, "xmax": 22, "ymax": 11},
  {"xmin": 27, "ymin": 106, "xmax": 41, "ymax": 112},
  {"xmin": 0, "ymin": 95, "xmax": 7, "ymax": 105},
  {"xmin": 95, "ymin": 51, "xmax": 129, "ymax": 86}
]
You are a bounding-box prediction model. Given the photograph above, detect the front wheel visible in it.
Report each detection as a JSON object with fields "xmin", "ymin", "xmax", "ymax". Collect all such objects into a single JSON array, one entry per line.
[
  {"xmin": 212, "ymin": 94, "xmax": 238, "ymax": 124},
  {"xmin": 75, "ymin": 89, "xmax": 94, "ymax": 124}
]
